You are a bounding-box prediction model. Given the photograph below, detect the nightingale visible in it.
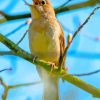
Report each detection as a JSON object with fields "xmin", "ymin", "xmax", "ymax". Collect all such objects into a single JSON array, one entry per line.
[{"xmin": 27, "ymin": 0, "xmax": 66, "ymax": 99}]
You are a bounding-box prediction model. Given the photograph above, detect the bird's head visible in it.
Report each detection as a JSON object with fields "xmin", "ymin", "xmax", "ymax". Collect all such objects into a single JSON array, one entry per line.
[{"xmin": 24, "ymin": 0, "xmax": 55, "ymax": 20}]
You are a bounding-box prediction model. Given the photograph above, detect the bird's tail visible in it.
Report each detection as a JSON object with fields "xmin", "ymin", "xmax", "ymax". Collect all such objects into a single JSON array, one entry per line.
[{"xmin": 36, "ymin": 66, "xmax": 59, "ymax": 100}]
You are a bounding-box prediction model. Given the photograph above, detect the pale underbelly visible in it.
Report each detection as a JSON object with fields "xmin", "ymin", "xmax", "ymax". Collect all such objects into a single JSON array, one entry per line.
[{"xmin": 29, "ymin": 32, "xmax": 60, "ymax": 63}]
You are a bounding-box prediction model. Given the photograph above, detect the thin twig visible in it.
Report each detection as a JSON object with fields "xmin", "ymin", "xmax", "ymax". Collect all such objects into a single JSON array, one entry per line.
[
  {"xmin": 60, "ymin": 6, "xmax": 100, "ymax": 66},
  {"xmin": 73, "ymin": 69, "xmax": 100, "ymax": 76},
  {"xmin": 5, "ymin": 23, "xmax": 27, "ymax": 37},
  {"xmin": 0, "ymin": 68, "xmax": 12, "ymax": 73},
  {"xmin": 59, "ymin": 0, "xmax": 73, "ymax": 7},
  {"xmin": 8, "ymin": 81, "xmax": 41, "ymax": 89},
  {"xmin": 0, "ymin": 78, "xmax": 7, "ymax": 88},
  {"xmin": 72, "ymin": 6, "xmax": 100, "ymax": 42},
  {"xmin": 16, "ymin": 30, "xmax": 28, "ymax": 45},
  {"xmin": 22, "ymin": 0, "xmax": 30, "ymax": 6},
  {"xmin": 0, "ymin": 78, "xmax": 8, "ymax": 100},
  {"xmin": 0, "ymin": 77, "xmax": 41, "ymax": 100}
]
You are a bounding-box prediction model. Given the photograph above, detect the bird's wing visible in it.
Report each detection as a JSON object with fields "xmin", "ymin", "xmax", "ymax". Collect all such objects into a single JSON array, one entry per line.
[{"xmin": 58, "ymin": 21, "xmax": 66, "ymax": 68}]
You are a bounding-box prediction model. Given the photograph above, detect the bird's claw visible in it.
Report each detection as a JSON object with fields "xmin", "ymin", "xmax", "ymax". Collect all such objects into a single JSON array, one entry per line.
[
  {"xmin": 48, "ymin": 62, "xmax": 58, "ymax": 74},
  {"xmin": 33, "ymin": 56, "xmax": 38, "ymax": 63}
]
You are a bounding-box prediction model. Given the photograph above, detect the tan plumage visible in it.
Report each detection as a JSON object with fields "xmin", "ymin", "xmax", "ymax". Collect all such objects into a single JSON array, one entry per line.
[{"xmin": 28, "ymin": 0, "xmax": 66, "ymax": 99}]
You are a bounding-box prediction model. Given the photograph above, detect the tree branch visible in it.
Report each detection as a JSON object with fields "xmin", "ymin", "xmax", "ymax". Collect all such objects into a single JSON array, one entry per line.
[
  {"xmin": 62, "ymin": 74, "xmax": 100, "ymax": 98},
  {"xmin": 0, "ymin": 51, "xmax": 14, "ymax": 56},
  {"xmin": 0, "ymin": 33, "xmax": 100, "ymax": 98},
  {"xmin": 0, "ymin": 78, "xmax": 8, "ymax": 100},
  {"xmin": 55, "ymin": 0, "xmax": 98, "ymax": 14},
  {"xmin": 0, "ymin": 78, "xmax": 41, "ymax": 100},
  {"xmin": 0, "ymin": 0, "xmax": 99, "ymax": 23}
]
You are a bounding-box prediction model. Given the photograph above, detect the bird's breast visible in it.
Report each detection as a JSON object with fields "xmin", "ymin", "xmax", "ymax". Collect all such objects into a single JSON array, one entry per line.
[{"xmin": 28, "ymin": 19, "xmax": 60, "ymax": 63}]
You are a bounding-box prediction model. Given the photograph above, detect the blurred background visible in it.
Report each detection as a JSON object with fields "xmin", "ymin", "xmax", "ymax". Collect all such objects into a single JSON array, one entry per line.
[{"xmin": 0, "ymin": 0, "xmax": 100, "ymax": 100}]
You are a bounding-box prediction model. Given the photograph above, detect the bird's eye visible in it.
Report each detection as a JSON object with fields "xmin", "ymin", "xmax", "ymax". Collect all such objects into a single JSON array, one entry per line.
[{"xmin": 41, "ymin": 0, "xmax": 46, "ymax": 5}]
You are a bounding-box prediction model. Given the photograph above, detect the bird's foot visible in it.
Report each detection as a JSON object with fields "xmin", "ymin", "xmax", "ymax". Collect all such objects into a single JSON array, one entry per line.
[
  {"xmin": 58, "ymin": 66, "xmax": 68, "ymax": 78},
  {"xmin": 33, "ymin": 56, "xmax": 39, "ymax": 63},
  {"xmin": 48, "ymin": 62, "xmax": 58, "ymax": 74}
]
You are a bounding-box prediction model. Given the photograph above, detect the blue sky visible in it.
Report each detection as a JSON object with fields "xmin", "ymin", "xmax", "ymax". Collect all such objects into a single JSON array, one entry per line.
[{"xmin": 0, "ymin": 0, "xmax": 100, "ymax": 100}]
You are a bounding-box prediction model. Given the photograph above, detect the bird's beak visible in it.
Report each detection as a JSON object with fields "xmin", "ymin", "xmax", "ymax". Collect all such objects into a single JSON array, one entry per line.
[{"xmin": 23, "ymin": 0, "xmax": 44, "ymax": 19}]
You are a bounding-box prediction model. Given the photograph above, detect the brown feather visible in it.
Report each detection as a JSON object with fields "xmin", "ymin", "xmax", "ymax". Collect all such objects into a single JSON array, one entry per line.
[{"xmin": 58, "ymin": 22, "xmax": 66, "ymax": 69}]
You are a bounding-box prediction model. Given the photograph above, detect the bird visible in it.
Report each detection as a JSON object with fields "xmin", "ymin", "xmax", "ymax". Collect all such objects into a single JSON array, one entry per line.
[{"xmin": 26, "ymin": 0, "xmax": 66, "ymax": 99}]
